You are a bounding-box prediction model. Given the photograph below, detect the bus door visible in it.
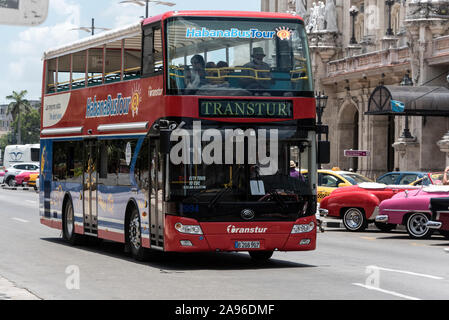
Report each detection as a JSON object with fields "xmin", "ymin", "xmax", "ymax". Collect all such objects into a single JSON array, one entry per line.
[
  {"xmin": 83, "ymin": 139, "xmax": 98, "ymax": 235},
  {"xmin": 150, "ymin": 139, "xmax": 164, "ymax": 248}
]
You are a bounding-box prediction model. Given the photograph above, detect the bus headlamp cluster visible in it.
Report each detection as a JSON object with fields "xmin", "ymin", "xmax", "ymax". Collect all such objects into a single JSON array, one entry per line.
[
  {"xmin": 174, "ymin": 222, "xmax": 203, "ymax": 235},
  {"xmin": 291, "ymin": 222, "xmax": 315, "ymax": 234}
]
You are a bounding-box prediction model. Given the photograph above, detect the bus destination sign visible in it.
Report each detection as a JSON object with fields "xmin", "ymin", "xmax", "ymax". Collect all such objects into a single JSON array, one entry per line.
[{"xmin": 199, "ymin": 100, "xmax": 293, "ymax": 119}]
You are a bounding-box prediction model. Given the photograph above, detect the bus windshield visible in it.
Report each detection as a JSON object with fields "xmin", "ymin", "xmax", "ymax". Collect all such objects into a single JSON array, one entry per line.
[
  {"xmin": 166, "ymin": 17, "xmax": 312, "ymax": 96},
  {"xmin": 167, "ymin": 121, "xmax": 313, "ymax": 208}
]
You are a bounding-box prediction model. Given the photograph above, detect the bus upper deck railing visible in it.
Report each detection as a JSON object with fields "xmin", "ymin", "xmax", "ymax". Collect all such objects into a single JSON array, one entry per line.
[{"xmin": 47, "ymin": 66, "xmax": 142, "ymax": 93}]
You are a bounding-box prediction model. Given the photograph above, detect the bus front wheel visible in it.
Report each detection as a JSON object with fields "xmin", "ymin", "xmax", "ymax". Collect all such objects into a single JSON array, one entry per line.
[{"xmin": 127, "ymin": 207, "xmax": 150, "ymax": 261}]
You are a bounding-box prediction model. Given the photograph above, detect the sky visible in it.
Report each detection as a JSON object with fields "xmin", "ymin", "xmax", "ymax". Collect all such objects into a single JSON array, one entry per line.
[{"xmin": 0, "ymin": 0, "xmax": 261, "ymax": 104}]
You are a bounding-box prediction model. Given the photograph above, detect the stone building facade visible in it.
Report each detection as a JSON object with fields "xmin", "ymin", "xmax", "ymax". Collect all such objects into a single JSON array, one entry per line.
[{"xmin": 262, "ymin": 0, "xmax": 449, "ymax": 178}]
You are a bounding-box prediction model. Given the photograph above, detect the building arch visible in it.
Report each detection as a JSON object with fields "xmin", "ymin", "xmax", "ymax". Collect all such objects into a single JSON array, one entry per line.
[{"xmin": 337, "ymin": 99, "xmax": 359, "ymax": 171}]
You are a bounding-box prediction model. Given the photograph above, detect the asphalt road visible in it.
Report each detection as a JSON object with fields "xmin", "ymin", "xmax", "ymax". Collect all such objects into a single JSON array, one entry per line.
[{"xmin": 0, "ymin": 187, "xmax": 448, "ymax": 300}]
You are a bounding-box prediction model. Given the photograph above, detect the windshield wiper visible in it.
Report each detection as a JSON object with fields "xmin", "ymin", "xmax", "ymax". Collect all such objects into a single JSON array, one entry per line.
[
  {"xmin": 207, "ymin": 186, "xmax": 233, "ymax": 209},
  {"xmin": 268, "ymin": 189, "xmax": 288, "ymax": 210},
  {"xmin": 207, "ymin": 166, "xmax": 242, "ymax": 209}
]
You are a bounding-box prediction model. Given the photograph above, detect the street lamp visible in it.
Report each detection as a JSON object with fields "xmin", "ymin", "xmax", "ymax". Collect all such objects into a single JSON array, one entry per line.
[
  {"xmin": 349, "ymin": 5, "xmax": 359, "ymax": 45},
  {"xmin": 316, "ymin": 92, "xmax": 328, "ymax": 169},
  {"xmin": 71, "ymin": 18, "xmax": 110, "ymax": 36},
  {"xmin": 400, "ymin": 72, "xmax": 413, "ymax": 139},
  {"xmin": 119, "ymin": 0, "xmax": 176, "ymax": 18},
  {"xmin": 385, "ymin": 0, "xmax": 395, "ymax": 36}
]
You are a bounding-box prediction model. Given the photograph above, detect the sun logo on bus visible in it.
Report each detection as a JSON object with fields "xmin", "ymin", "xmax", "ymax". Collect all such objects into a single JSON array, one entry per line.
[
  {"xmin": 276, "ymin": 26, "xmax": 292, "ymax": 40},
  {"xmin": 41, "ymin": 146, "xmax": 46, "ymax": 178},
  {"xmin": 131, "ymin": 84, "xmax": 142, "ymax": 118}
]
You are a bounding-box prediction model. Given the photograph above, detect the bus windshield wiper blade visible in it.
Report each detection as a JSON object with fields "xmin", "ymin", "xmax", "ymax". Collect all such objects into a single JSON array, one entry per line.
[{"xmin": 269, "ymin": 190, "xmax": 288, "ymax": 209}]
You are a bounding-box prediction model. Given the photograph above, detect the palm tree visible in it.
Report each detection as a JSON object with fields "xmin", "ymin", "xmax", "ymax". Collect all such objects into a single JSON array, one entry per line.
[{"xmin": 6, "ymin": 90, "xmax": 31, "ymax": 145}]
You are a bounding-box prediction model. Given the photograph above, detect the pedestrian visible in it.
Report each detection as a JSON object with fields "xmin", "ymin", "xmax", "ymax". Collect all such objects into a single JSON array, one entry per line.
[{"xmin": 443, "ymin": 166, "xmax": 449, "ymax": 185}]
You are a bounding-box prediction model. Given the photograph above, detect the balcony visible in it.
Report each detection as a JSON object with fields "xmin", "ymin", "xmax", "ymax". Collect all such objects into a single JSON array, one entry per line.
[{"xmin": 326, "ymin": 47, "xmax": 410, "ymax": 80}]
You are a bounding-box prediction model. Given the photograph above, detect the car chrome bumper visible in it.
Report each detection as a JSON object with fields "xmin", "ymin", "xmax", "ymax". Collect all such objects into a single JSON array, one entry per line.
[
  {"xmin": 426, "ymin": 221, "xmax": 442, "ymax": 229},
  {"xmin": 375, "ymin": 215, "xmax": 389, "ymax": 223}
]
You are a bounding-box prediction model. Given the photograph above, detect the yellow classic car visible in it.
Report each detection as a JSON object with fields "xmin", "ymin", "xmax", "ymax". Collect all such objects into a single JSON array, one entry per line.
[
  {"xmin": 301, "ymin": 168, "xmax": 373, "ymax": 202},
  {"xmin": 25, "ymin": 173, "xmax": 39, "ymax": 190}
]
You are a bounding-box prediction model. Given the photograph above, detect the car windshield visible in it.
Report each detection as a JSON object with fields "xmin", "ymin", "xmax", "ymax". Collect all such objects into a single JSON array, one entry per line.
[
  {"xmin": 166, "ymin": 17, "xmax": 312, "ymax": 96},
  {"xmin": 340, "ymin": 173, "xmax": 373, "ymax": 184}
]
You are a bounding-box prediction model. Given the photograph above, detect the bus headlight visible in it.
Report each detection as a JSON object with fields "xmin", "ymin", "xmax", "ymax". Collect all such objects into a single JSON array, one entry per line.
[
  {"xmin": 174, "ymin": 222, "xmax": 203, "ymax": 235},
  {"xmin": 291, "ymin": 222, "xmax": 315, "ymax": 234}
]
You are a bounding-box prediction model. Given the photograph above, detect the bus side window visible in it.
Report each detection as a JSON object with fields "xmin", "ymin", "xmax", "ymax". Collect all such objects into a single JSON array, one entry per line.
[
  {"xmin": 53, "ymin": 142, "xmax": 67, "ymax": 181},
  {"xmin": 142, "ymin": 24, "xmax": 162, "ymax": 77}
]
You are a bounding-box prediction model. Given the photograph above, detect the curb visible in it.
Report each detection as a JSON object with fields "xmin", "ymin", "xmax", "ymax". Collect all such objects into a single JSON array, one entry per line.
[{"xmin": 1, "ymin": 184, "xmax": 37, "ymax": 192}]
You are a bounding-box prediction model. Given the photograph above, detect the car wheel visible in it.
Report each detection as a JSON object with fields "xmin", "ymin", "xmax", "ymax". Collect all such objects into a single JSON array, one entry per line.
[
  {"xmin": 342, "ymin": 208, "xmax": 367, "ymax": 232},
  {"xmin": 405, "ymin": 213, "xmax": 433, "ymax": 239},
  {"xmin": 374, "ymin": 222, "xmax": 397, "ymax": 232},
  {"xmin": 7, "ymin": 176, "xmax": 15, "ymax": 187},
  {"xmin": 63, "ymin": 199, "xmax": 84, "ymax": 245},
  {"xmin": 127, "ymin": 207, "xmax": 149, "ymax": 261},
  {"xmin": 249, "ymin": 250, "xmax": 273, "ymax": 262}
]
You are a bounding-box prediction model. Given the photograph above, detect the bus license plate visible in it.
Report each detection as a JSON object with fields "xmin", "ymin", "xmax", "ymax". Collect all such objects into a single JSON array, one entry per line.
[{"xmin": 235, "ymin": 241, "xmax": 260, "ymax": 249}]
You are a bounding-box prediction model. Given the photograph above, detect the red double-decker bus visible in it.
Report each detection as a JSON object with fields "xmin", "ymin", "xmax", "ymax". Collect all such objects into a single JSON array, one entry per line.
[{"xmin": 40, "ymin": 10, "xmax": 324, "ymax": 262}]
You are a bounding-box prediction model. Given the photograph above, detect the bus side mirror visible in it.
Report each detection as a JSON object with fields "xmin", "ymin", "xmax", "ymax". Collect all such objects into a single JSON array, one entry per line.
[
  {"xmin": 160, "ymin": 129, "xmax": 171, "ymax": 154},
  {"xmin": 318, "ymin": 141, "xmax": 330, "ymax": 164}
]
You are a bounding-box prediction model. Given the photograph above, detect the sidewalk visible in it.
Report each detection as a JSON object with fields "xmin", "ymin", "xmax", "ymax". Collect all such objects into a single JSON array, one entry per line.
[{"xmin": 0, "ymin": 276, "xmax": 40, "ymax": 300}]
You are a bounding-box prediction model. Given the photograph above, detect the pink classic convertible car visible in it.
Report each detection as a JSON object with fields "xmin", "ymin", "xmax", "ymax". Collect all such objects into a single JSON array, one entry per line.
[{"xmin": 376, "ymin": 186, "xmax": 449, "ymax": 239}]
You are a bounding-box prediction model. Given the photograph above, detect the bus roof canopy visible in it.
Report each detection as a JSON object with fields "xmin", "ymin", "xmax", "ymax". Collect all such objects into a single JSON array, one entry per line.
[{"xmin": 43, "ymin": 21, "xmax": 142, "ymax": 60}]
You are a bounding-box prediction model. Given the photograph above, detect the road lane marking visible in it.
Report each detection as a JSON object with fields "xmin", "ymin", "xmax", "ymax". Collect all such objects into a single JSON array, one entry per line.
[
  {"xmin": 12, "ymin": 218, "xmax": 29, "ymax": 223},
  {"xmin": 374, "ymin": 266, "xmax": 443, "ymax": 280},
  {"xmin": 360, "ymin": 236, "xmax": 376, "ymax": 240},
  {"xmin": 352, "ymin": 283, "xmax": 421, "ymax": 300}
]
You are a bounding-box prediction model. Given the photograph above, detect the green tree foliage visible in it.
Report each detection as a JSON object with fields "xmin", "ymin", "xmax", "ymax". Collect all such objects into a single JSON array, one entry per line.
[
  {"xmin": 0, "ymin": 91, "xmax": 40, "ymax": 154},
  {"xmin": 6, "ymin": 90, "xmax": 32, "ymax": 145}
]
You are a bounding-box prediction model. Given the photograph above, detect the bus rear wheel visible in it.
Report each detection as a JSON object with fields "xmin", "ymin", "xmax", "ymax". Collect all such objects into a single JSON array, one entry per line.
[
  {"xmin": 63, "ymin": 199, "xmax": 83, "ymax": 245},
  {"xmin": 249, "ymin": 250, "xmax": 273, "ymax": 262}
]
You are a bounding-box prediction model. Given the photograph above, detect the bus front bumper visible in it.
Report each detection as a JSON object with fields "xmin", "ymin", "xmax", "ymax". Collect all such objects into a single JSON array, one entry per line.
[{"xmin": 163, "ymin": 215, "xmax": 317, "ymax": 253}]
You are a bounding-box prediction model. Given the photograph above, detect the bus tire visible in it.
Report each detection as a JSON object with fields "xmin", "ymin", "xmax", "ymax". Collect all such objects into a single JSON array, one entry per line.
[
  {"xmin": 63, "ymin": 198, "xmax": 84, "ymax": 245},
  {"xmin": 249, "ymin": 250, "xmax": 273, "ymax": 262},
  {"xmin": 126, "ymin": 206, "xmax": 149, "ymax": 261}
]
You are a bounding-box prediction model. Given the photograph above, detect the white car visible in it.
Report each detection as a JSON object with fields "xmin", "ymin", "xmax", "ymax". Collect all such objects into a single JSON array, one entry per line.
[{"xmin": 3, "ymin": 163, "xmax": 39, "ymax": 187}]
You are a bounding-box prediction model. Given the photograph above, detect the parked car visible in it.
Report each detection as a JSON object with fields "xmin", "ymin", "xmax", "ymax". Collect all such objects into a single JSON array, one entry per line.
[
  {"xmin": 410, "ymin": 172, "xmax": 444, "ymax": 186},
  {"xmin": 426, "ymin": 197, "xmax": 449, "ymax": 239},
  {"xmin": 0, "ymin": 170, "xmax": 4, "ymax": 184},
  {"xmin": 319, "ymin": 182, "xmax": 421, "ymax": 232},
  {"xmin": 24, "ymin": 173, "xmax": 39, "ymax": 190},
  {"xmin": 376, "ymin": 186, "xmax": 449, "ymax": 239},
  {"xmin": 14, "ymin": 171, "xmax": 35, "ymax": 187},
  {"xmin": 302, "ymin": 168, "xmax": 373, "ymax": 203},
  {"xmin": 3, "ymin": 163, "xmax": 39, "ymax": 187},
  {"xmin": 376, "ymin": 171, "xmax": 427, "ymax": 185}
]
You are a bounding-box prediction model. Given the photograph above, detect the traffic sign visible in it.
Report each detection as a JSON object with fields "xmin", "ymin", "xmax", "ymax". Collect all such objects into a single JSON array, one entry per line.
[{"xmin": 344, "ymin": 150, "xmax": 370, "ymax": 157}]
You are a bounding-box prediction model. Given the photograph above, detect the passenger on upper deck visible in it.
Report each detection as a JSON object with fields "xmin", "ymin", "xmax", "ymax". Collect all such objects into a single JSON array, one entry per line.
[
  {"xmin": 240, "ymin": 47, "xmax": 273, "ymax": 91},
  {"xmin": 185, "ymin": 55, "xmax": 207, "ymax": 89}
]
